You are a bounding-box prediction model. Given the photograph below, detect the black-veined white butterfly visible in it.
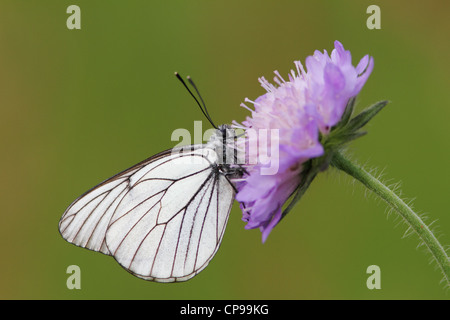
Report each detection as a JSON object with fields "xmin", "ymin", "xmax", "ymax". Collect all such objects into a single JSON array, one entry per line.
[{"xmin": 58, "ymin": 73, "xmax": 245, "ymax": 282}]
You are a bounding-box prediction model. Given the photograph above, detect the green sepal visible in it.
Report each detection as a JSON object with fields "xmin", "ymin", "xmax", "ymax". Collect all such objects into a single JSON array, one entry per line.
[
  {"xmin": 333, "ymin": 96, "xmax": 356, "ymax": 130},
  {"xmin": 345, "ymin": 100, "xmax": 389, "ymax": 133},
  {"xmin": 323, "ymin": 100, "xmax": 388, "ymax": 150},
  {"xmin": 280, "ymin": 163, "xmax": 318, "ymax": 221},
  {"xmin": 325, "ymin": 130, "xmax": 367, "ymax": 149}
]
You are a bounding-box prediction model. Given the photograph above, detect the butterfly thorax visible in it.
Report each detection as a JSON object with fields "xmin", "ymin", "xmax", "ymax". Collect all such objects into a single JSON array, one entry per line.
[{"xmin": 207, "ymin": 124, "xmax": 245, "ymax": 180}]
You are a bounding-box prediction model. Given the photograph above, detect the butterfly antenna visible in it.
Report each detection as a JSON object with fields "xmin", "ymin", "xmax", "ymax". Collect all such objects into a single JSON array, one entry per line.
[
  {"xmin": 186, "ymin": 76, "xmax": 217, "ymax": 128},
  {"xmin": 175, "ymin": 72, "xmax": 218, "ymax": 129}
]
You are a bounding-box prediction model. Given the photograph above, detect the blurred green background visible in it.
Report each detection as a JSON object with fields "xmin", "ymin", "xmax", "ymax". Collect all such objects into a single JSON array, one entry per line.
[{"xmin": 0, "ymin": 0, "xmax": 449, "ymax": 299}]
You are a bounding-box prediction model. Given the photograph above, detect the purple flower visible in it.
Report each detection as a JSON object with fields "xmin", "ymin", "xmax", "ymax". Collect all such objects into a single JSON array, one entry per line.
[{"xmin": 234, "ymin": 41, "xmax": 373, "ymax": 242}]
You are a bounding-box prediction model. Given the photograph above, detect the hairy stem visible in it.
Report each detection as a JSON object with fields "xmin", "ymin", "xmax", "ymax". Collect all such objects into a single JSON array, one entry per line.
[{"xmin": 331, "ymin": 150, "xmax": 450, "ymax": 287}]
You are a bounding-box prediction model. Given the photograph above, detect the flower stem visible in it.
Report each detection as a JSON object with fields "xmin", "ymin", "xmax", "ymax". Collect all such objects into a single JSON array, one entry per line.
[{"xmin": 331, "ymin": 150, "xmax": 450, "ymax": 287}]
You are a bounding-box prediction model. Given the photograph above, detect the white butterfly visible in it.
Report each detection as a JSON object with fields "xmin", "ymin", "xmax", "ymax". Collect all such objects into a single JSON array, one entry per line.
[{"xmin": 58, "ymin": 74, "xmax": 245, "ymax": 282}]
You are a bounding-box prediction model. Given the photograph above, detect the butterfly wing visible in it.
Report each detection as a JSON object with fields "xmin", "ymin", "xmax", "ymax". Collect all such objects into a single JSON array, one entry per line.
[{"xmin": 59, "ymin": 146, "xmax": 235, "ymax": 282}]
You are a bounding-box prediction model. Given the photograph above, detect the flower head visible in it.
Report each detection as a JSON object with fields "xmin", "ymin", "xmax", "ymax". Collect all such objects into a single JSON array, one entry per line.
[{"xmin": 234, "ymin": 41, "xmax": 374, "ymax": 242}]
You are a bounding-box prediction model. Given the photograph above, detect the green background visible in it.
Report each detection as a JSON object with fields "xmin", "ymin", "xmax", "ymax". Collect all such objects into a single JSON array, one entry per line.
[{"xmin": 1, "ymin": 0, "xmax": 449, "ymax": 299}]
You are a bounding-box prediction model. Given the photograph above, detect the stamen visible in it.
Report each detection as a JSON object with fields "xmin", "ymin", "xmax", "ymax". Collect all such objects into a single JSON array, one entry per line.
[
  {"xmin": 273, "ymin": 70, "xmax": 286, "ymax": 83},
  {"xmin": 245, "ymin": 98, "xmax": 259, "ymax": 106},
  {"xmin": 273, "ymin": 76, "xmax": 283, "ymax": 86},
  {"xmin": 273, "ymin": 70, "xmax": 286, "ymax": 86},
  {"xmin": 231, "ymin": 120, "xmax": 247, "ymax": 130},
  {"xmin": 294, "ymin": 61, "xmax": 307, "ymax": 80},
  {"xmin": 290, "ymin": 69, "xmax": 296, "ymax": 80},
  {"xmin": 239, "ymin": 102, "xmax": 254, "ymax": 113},
  {"xmin": 258, "ymin": 76, "xmax": 276, "ymax": 91},
  {"xmin": 288, "ymin": 72, "xmax": 294, "ymax": 82}
]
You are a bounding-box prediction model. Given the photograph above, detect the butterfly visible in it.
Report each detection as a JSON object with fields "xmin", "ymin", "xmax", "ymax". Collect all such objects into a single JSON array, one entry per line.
[{"xmin": 58, "ymin": 73, "xmax": 245, "ymax": 282}]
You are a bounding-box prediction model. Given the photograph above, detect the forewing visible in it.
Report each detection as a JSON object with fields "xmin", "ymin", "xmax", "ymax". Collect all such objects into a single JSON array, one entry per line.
[
  {"xmin": 106, "ymin": 152, "xmax": 235, "ymax": 282},
  {"xmin": 59, "ymin": 146, "xmax": 235, "ymax": 282},
  {"xmin": 58, "ymin": 146, "xmax": 202, "ymax": 255}
]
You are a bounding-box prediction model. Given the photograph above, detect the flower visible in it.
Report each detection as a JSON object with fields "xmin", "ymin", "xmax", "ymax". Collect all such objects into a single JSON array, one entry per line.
[{"xmin": 234, "ymin": 41, "xmax": 374, "ymax": 242}]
